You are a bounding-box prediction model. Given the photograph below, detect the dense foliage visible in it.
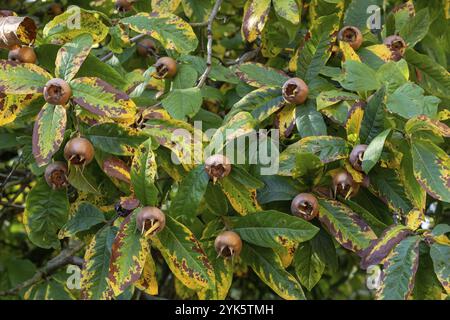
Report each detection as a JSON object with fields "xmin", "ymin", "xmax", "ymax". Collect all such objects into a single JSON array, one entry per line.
[{"xmin": 0, "ymin": 0, "xmax": 449, "ymax": 300}]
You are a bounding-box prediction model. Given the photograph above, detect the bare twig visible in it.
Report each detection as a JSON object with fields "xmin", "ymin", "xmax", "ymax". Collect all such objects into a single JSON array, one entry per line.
[
  {"xmin": 100, "ymin": 33, "xmax": 146, "ymax": 62},
  {"xmin": 225, "ymin": 47, "xmax": 261, "ymax": 66},
  {"xmin": 0, "ymin": 241, "xmax": 85, "ymax": 297},
  {"xmin": 196, "ymin": 0, "xmax": 223, "ymax": 88}
]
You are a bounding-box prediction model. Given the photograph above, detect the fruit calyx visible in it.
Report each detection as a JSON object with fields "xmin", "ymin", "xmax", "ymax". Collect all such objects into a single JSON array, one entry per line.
[
  {"xmin": 43, "ymin": 78, "xmax": 72, "ymax": 105},
  {"xmin": 136, "ymin": 207, "xmax": 166, "ymax": 237},
  {"xmin": 338, "ymin": 26, "xmax": 363, "ymax": 50},
  {"xmin": 384, "ymin": 35, "xmax": 407, "ymax": 61},
  {"xmin": 204, "ymin": 154, "xmax": 231, "ymax": 183},
  {"xmin": 332, "ymin": 169, "xmax": 359, "ymax": 199},
  {"xmin": 64, "ymin": 137, "xmax": 95, "ymax": 166},
  {"xmin": 349, "ymin": 144, "xmax": 368, "ymax": 172},
  {"xmin": 290, "ymin": 193, "xmax": 319, "ymax": 221},
  {"xmin": 44, "ymin": 161, "xmax": 69, "ymax": 189},
  {"xmin": 282, "ymin": 77, "xmax": 309, "ymax": 105},
  {"xmin": 215, "ymin": 231, "xmax": 242, "ymax": 259},
  {"xmin": 153, "ymin": 57, "xmax": 177, "ymax": 79}
]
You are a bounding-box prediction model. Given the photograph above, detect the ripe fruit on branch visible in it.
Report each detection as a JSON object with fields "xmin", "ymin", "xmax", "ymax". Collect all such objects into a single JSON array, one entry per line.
[
  {"xmin": 384, "ymin": 35, "xmax": 407, "ymax": 61},
  {"xmin": 137, "ymin": 38, "xmax": 156, "ymax": 57},
  {"xmin": 44, "ymin": 161, "xmax": 69, "ymax": 189},
  {"xmin": 43, "ymin": 78, "xmax": 72, "ymax": 105},
  {"xmin": 153, "ymin": 57, "xmax": 177, "ymax": 79},
  {"xmin": 49, "ymin": 3, "xmax": 63, "ymax": 16},
  {"xmin": 8, "ymin": 46, "xmax": 36, "ymax": 63},
  {"xmin": 115, "ymin": 0, "xmax": 133, "ymax": 12},
  {"xmin": 282, "ymin": 77, "xmax": 309, "ymax": 105},
  {"xmin": 349, "ymin": 144, "xmax": 368, "ymax": 172},
  {"xmin": 115, "ymin": 196, "xmax": 140, "ymax": 217},
  {"xmin": 338, "ymin": 26, "xmax": 363, "ymax": 50},
  {"xmin": 204, "ymin": 154, "xmax": 231, "ymax": 182},
  {"xmin": 64, "ymin": 137, "xmax": 95, "ymax": 166},
  {"xmin": 290, "ymin": 193, "xmax": 319, "ymax": 221},
  {"xmin": 215, "ymin": 231, "xmax": 242, "ymax": 259},
  {"xmin": 332, "ymin": 169, "xmax": 359, "ymax": 199},
  {"xmin": 136, "ymin": 207, "xmax": 166, "ymax": 236}
]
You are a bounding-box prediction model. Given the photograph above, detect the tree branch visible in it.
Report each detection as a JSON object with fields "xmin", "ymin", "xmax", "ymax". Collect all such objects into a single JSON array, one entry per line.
[
  {"xmin": 196, "ymin": 0, "xmax": 223, "ymax": 88},
  {"xmin": 0, "ymin": 241, "xmax": 85, "ymax": 297}
]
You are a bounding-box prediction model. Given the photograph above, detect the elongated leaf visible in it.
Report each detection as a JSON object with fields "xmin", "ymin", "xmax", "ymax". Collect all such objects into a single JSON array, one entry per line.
[
  {"xmin": 55, "ymin": 33, "xmax": 93, "ymax": 81},
  {"xmin": 295, "ymin": 100, "xmax": 327, "ymax": 138},
  {"xmin": 102, "ymin": 157, "xmax": 131, "ymax": 184},
  {"xmin": 318, "ymin": 199, "xmax": 376, "ymax": 254},
  {"xmin": 316, "ymin": 90, "xmax": 359, "ymax": 110},
  {"xmin": 131, "ymin": 140, "xmax": 158, "ymax": 207},
  {"xmin": 294, "ymin": 241, "xmax": 325, "ymax": 291},
  {"xmin": 71, "ymin": 77, "xmax": 136, "ymax": 120},
  {"xmin": 229, "ymin": 210, "xmax": 319, "ymax": 249},
  {"xmin": 345, "ymin": 102, "xmax": 364, "ymax": 144},
  {"xmin": 0, "ymin": 93, "xmax": 40, "ymax": 126},
  {"xmin": 411, "ymin": 139, "xmax": 450, "ymax": 202},
  {"xmin": 59, "ymin": 202, "xmax": 106, "ymax": 238},
  {"xmin": 405, "ymin": 115, "xmax": 450, "ymax": 138},
  {"xmin": 0, "ymin": 60, "xmax": 51, "ymax": 94},
  {"xmin": 108, "ymin": 210, "xmax": 149, "ymax": 297},
  {"xmin": 241, "ymin": 0, "xmax": 271, "ymax": 43},
  {"xmin": 376, "ymin": 236, "xmax": 421, "ymax": 300},
  {"xmin": 81, "ymin": 226, "xmax": 117, "ymax": 300},
  {"xmin": 23, "ymin": 178, "xmax": 69, "ymax": 249},
  {"xmin": 430, "ymin": 243, "xmax": 450, "ymax": 294},
  {"xmin": 32, "ymin": 104, "xmax": 67, "ymax": 166},
  {"xmin": 362, "ymin": 129, "xmax": 391, "ymax": 174},
  {"xmin": 399, "ymin": 9, "xmax": 430, "ymax": 47},
  {"xmin": 135, "ymin": 251, "xmax": 158, "ymax": 296},
  {"xmin": 241, "ymin": 244, "xmax": 305, "ymax": 300},
  {"xmin": 360, "ymin": 87, "xmax": 386, "ymax": 144},
  {"xmin": 236, "ymin": 63, "xmax": 289, "ymax": 87},
  {"xmin": 153, "ymin": 215, "xmax": 214, "ymax": 290},
  {"xmin": 121, "ymin": 12, "xmax": 198, "ymax": 54},
  {"xmin": 399, "ymin": 147, "xmax": 426, "ymax": 211},
  {"xmin": 272, "ymin": 0, "xmax": 300, "ymax": 24}
]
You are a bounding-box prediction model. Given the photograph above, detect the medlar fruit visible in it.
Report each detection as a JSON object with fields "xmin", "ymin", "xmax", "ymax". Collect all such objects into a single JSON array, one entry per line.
[
  {"xmin": 49, "ymin": 3, "xmax": 63, "ymax": 16},
  {"xmin": 282, "ymin": 77, "xmax": 309, "ymax": 105},
  {"xmin": 349, "ymin": 144, "xmax": 368, "ymax": 172},
  {"xmin": 136, "ymin": 207, "xmax": 166, "ymax": 236},
  {"xmin": 115, "ymin": 0, "xmax": 133, "ymax": 12},
  {"xmin": 384, "ymin": 35, "xmax": 407, "ymax": 61},
  {"xmin": 137, "ymin": 38, "xmax": 156, "ymax": 57},
  {"xmin": 43, "ymin": 78, "xmax": 72, "ymax": 105},
  {"xmin": 338, "ymin": 26, "xmax": 363, "ymax": 50},
  {"xmin": 115, "ymin": 196, "xmax": 140, "ymax": 217},
  {"xmin": 64, "ymin": 137, "xmax": 95, "ymax": 166},
  {"xmin": 153, "ymin": 57, "xmax": 177, "ymax": 79},
  {"xmin": 204, "ymin": 154, "xmax": 231, "ymax": 182},
  {"xmin": 215, "ymin": 231, "xmax": 242, "ymax": 259},
  {"xmin": 44, "ymin": 161, "xmax": 69, "ymax": 189},
  {"xmin": 332, "ymin": 170, "xmax": 360, "ymax": 199},
  {"xmin": 290, "ymin": 193, "xmax": 319, "ymax": 221},
  {"xmin": 8, "ymin": 46, "xmax": 37, "ymax": 64}
]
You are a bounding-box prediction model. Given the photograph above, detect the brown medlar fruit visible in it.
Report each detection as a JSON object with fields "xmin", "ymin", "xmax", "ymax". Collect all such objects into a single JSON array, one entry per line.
[
  {"xmin": 137, "ymin": 38, "xmax": 156, "ymax": 57},
  {"xmin": 64, "ymin": 137, "xmax": 95, "ymax": 166},
  {"xmin": 44, "ymin": 161, "xmax": 69, "ymax": 189},
  {"xmin": 43, "ymin": 78, "xmax": 72, "ymax": 105},
  {"xmin": 384, "ymin": 35, "xmax": 407, "ymax": 61},
  {"xmin": 215, "ymin": 231, "xmax": 242, "ymax": 258},
  {"xmin": 282, "ymin": 77, "xmax": 309, "ymax": 105},
  {"xmin": 115, "ymin": 0, "xmax": 133, "ymax": 12},
  {"xmin": 49, "ymin": 3, "xmax": 63, "ymax": 16},
  {"xmin": 8, "ymin": 46, "xmax": 37, "ymax": 64},
  {"xmin": 338, "ymin": 26, "xmax": 363, "ymax": 50},
  {"xmin": 153, "ymin": 57, "xmax": 177, "ymax": 79},
  {"xmin": 290, "ymin": 193, "xmax": 319, "ymax": 221},
  {"xmin": 205, "ymin": 154, "xmax": 231, "ymax": 182},
  {"xmin": 136, "ymin": 207, "xmax": 166, "ymax": 236},
  {"xmin": 349, "ymin": 144, "xmax": 368, "ymax": 172},
  {"xmin": 332, "ymin": 170, "xmax": 360, "ymax": 199}
]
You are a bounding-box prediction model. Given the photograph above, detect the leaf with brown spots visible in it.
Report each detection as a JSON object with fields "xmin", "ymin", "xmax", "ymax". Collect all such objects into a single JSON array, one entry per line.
[
  {"xmin": 102, "ymin": 157, "xmax": 131, "ymax": 184},
  {"xmin": 0, "ymin": 60, "xmax": 52, "ymax": 94},
  {"xmin": 55, "ymin": 33, "xmax": 93, "ymax": 81},
  {"xmin": 241, "ymin": 0, "xmax": 271, "ymax": 43}
]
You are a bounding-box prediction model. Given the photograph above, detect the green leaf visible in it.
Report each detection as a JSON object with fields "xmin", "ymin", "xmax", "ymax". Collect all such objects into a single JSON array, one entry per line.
[
  {"xmin": 55, "ymin": 33, "xmax": 93, "ymax": 81},
  {"xmin": 362, "ymin": 129, "xmax": 391, "ymax": 174},
  {"xmin": 43, "ymin": 6, "xmax": 108, "ymax": 44},
  {"xmin": 318, "ymin": 198, "xmax": 376, "ymax": 254},
  {"xmin": 131, "ymin": 140, "xmax": 158, "ymax": 207},
  {"xmin": 86, "ymin": 123, "xmax": 148, "ymax": 156},
  {"xmin": 81, "ymin": 226, "xmax": 117, "ymax": 300},
  {"xmin": 236, "ymin": 63, "xmax": 289, "ymax": 87},
  {"xmin": 399, "ymin": 9, "xmax": 431, "ymax": 47},
  {"xmin": 404, "ymin": 48, "xmax": 450, "ymax": 100},
  {"xmin": 71, "ymin": 77, "xmax": 136, "ymax": 120},
  {"xmin": 170, "ymin": 165, "xmax": 210, "ymax": 224},
  {"xmin": 154, "ymin": 215, "xmax": 214, "ymax": 291},
  {"xmin": 182, "ymin": 0, "xmax": 213, "ymax": 22},
  {"xmin": 339, "ymin": 61, "xmax": 381, "ymax": 92},
  {"xmin": 295, "ymin": 100, "xmax": 327, "ymax": 138},
  {"xmin": 241, "ymin": 0, "xmax": 271, "ymax": 43},
  {"xmin": 0, "ymin": 60, "xmax": 52, "ymax": 94},
  {"xmin": 344, "ymin": 0, "xmax": 383, "ymax": 31},
  {"xmin": 405, "ymin": 115, "xmax": 450, "ymax": 138},
  {"xmin": 121, "ymin": 12, "xmax": 198, "ymax": 54},
  {"xmin": 430, "ymin": 243, "xmax": 450, "ymax": 294},
  {"xmin": 152, "ymin": 0, "xmax": 181, "ymax": 12},
  {"xmin": 360, "ymin": 86, "xmax": 386, "ymax": 144},
  {"xmin": 399, "ymin": 147, "xmax": 427, "ymax": 211},
  {"xmin": 376, "ymin": 236, "xmax": 421, "ymax": 300},
  {"xmin": 411, "ymin": 139, "xmax": 450, "ymax": 202},
  {"xmin": 172, "ymin": 64, "xmax": 198, "ymax": 89},
  {"xmin": 24, "ymin": 178, "xmax": 69, "ymax": 249},
  {"xmin": 272, "ymin": 0, "xmax": 300, "ymax": 24},
  {"xmin": 386, "ymin": 83, "xmax": 440, "ymax": 119},
  {"xmin": 294, "ymin": 240, "xmax": 325, "ymax": 291},
  {"xmin": 32, "ymin": 104, "xmax": 67, "ymax": 167},
  {"xmin": 316, "ymin": 90, "xmax": 359, "ymax": 110},
  {"xmin": 376, "ymin": 60, "xmax": 409, "ymax": 94},
  {"xmin": 108, "ymin": 210, "xmax": 148, "ymax": 297},
  {"xmin": 60, "ymin": 202, "xmax": 106, "ymax": 238},
  {"xmin": 162, "ymin": 87, "xmax": 203, "ymax": 119},
  {"xmin": 229, "ymin": 210, "xmax": 319, "ymax": 249}
]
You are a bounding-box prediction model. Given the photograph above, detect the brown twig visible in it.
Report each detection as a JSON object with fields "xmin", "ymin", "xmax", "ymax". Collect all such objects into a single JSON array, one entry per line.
[{"xmin": 196, "ymin": 0, "xmax": 223, "ymax": 88}]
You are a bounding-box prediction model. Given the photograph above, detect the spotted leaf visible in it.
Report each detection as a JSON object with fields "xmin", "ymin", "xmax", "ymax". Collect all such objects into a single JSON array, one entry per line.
[
  {"xmin": 241, "ymin": 0, "xmax": 271, "ymax": 43},
  {"xmin": 55, "ymin": 33, "xmax": 93, "ymax": 81},
  {"xmin": 135, "ymin": 250, "xmax": 159, "ymax": 296},
  {"xmin": 0, "ymin": 60, "xmax": 52, "ymax": 94},
  {"xmin": 430, "ymin": 243, "xmax": 450, "ymax": 294},
  {"xmin": 0, "ymin": 93, "xmax": 40, "ymax": 126},
  {"xmin": 102, "ymin": 157, "xmax": 131, "ymax": 184},
  {"xmin": 131, "ymin": 139, "xmax": 158, "ymax": 207}
]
